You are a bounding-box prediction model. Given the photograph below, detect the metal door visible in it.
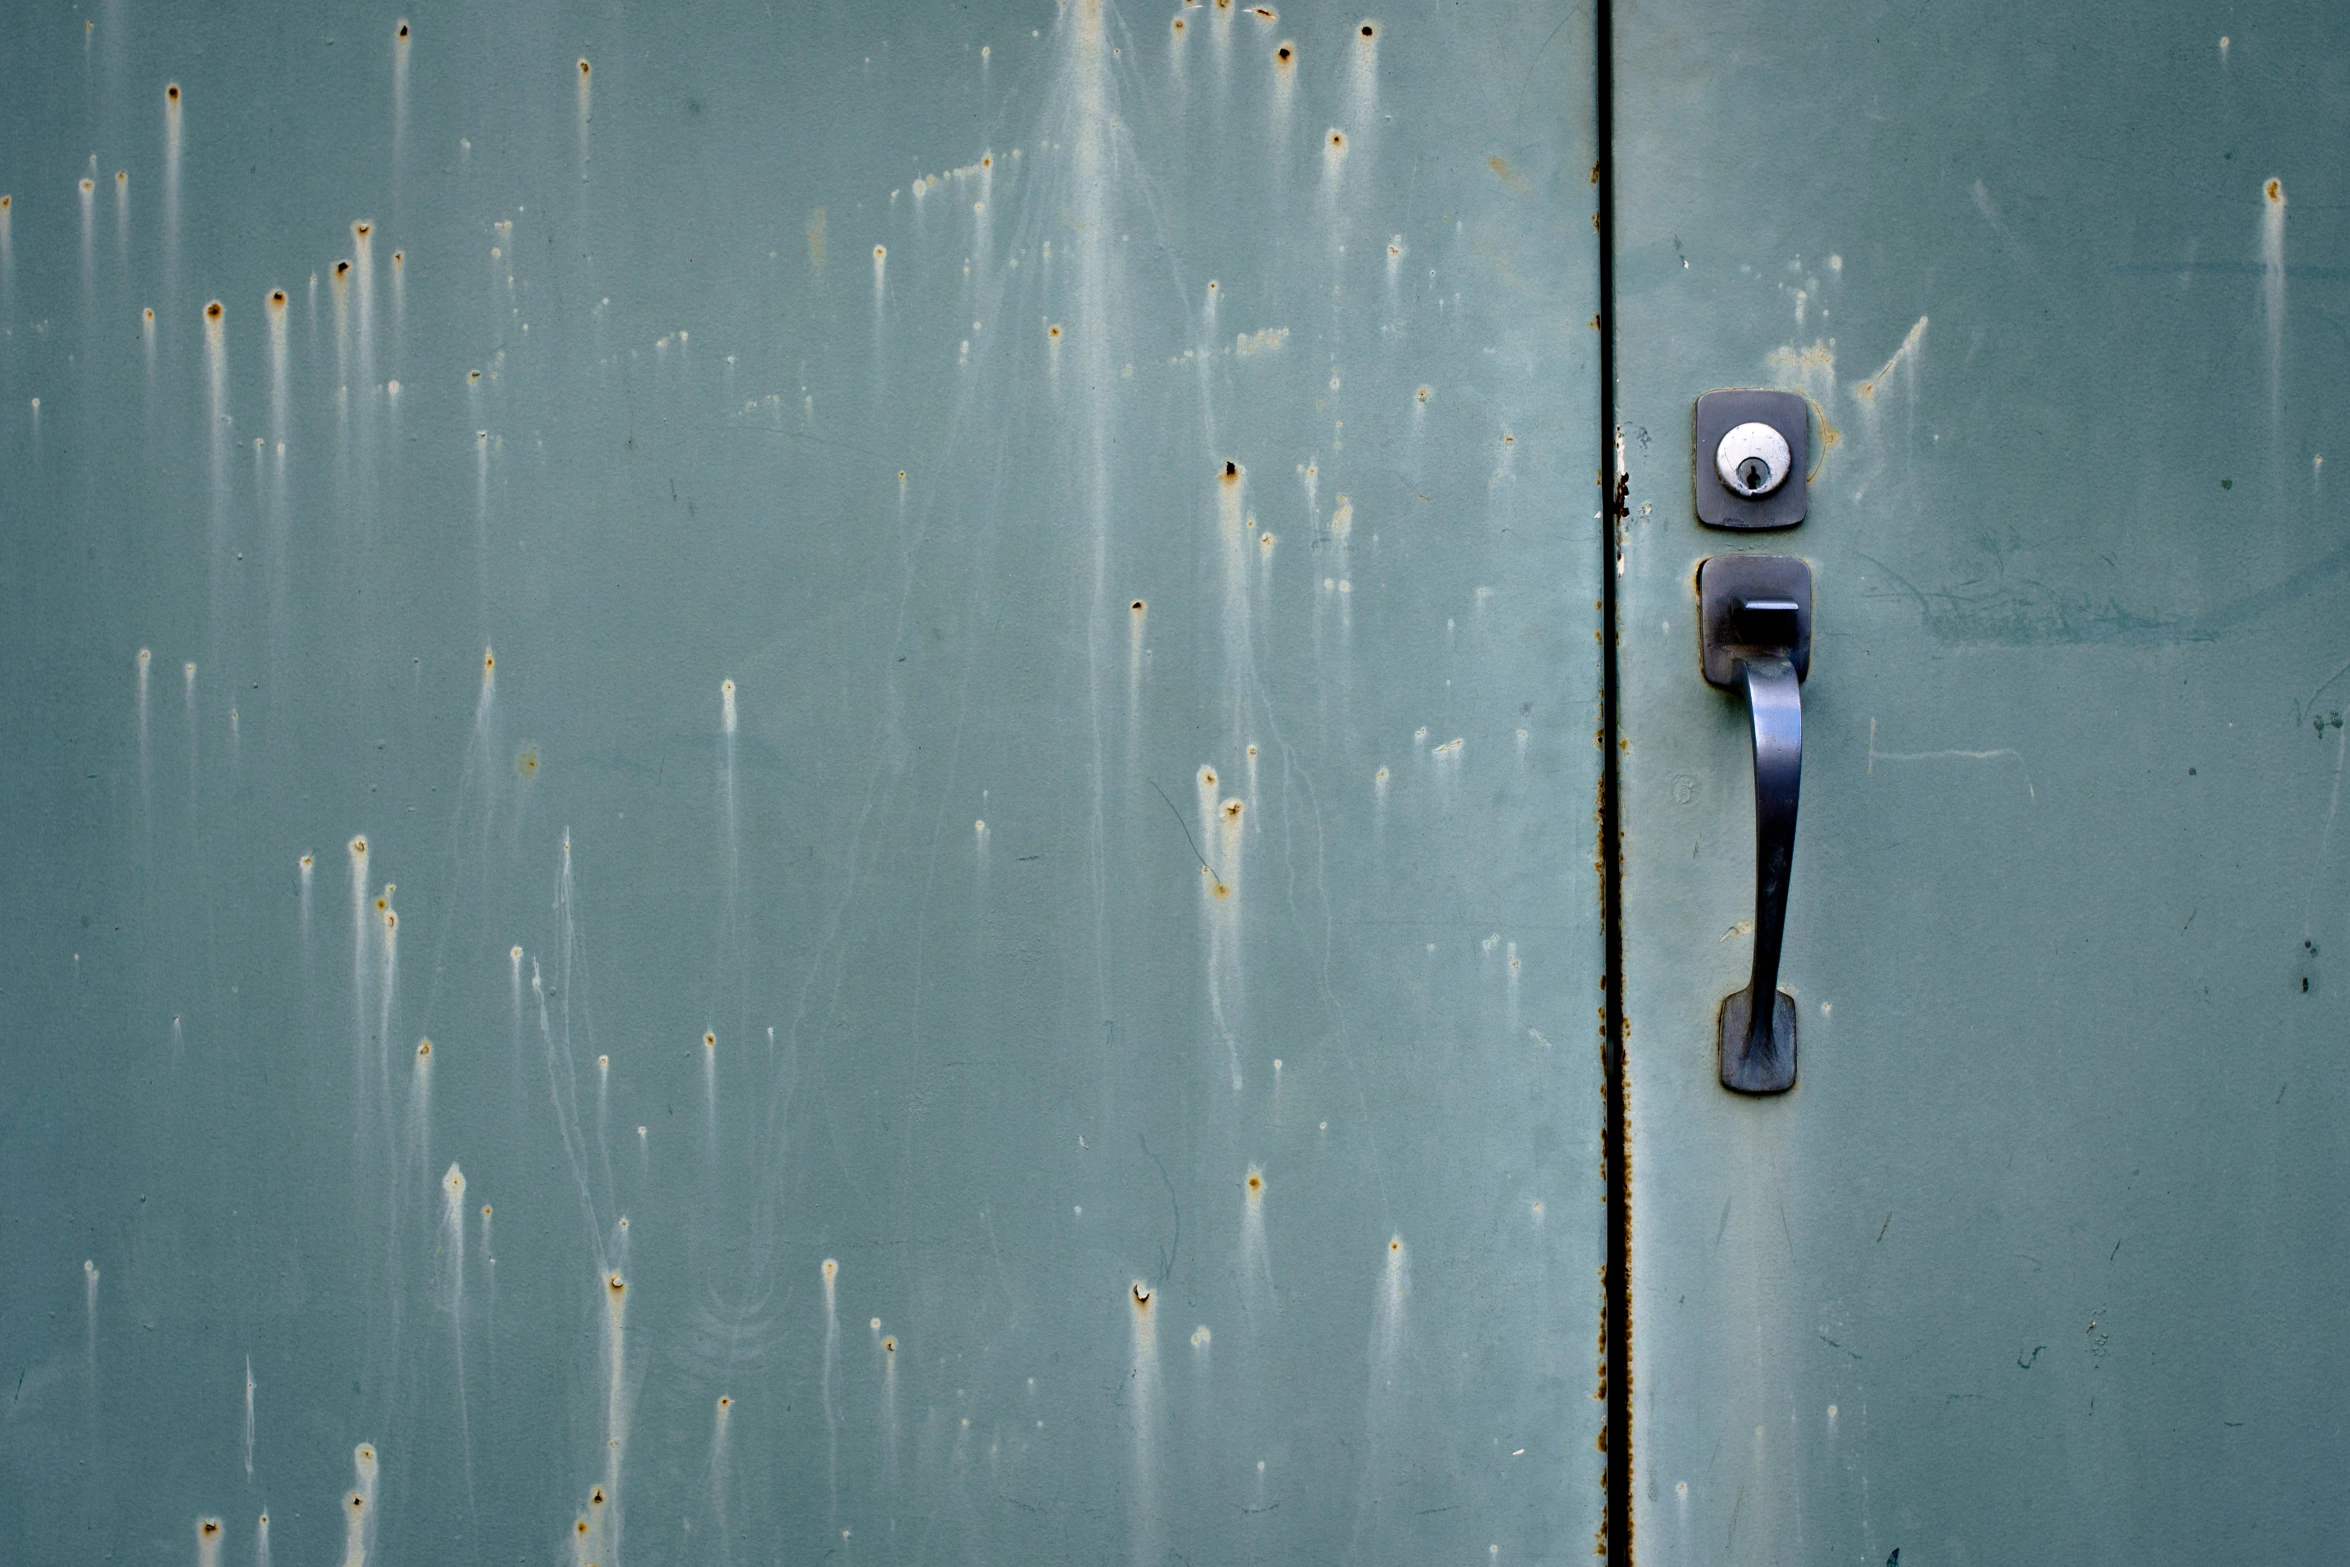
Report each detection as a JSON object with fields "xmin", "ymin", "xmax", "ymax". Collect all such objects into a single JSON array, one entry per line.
[
  {"xmin": 1615, "ymin": 3, "xmax": 2350, "ymax": 1559},
  {"xmin": 0, "ymin": 2, "xmax": 1605, "ymax": 1563}
]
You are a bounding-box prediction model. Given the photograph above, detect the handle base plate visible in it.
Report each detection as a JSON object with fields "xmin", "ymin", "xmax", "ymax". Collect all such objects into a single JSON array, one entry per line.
[{"xmin": 1719, "ymin": 988, "xmax": 1798, "ymax": 1094}]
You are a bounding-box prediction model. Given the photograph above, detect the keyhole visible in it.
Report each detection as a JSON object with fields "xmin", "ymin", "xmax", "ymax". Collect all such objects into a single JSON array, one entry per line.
[{"xmin": 1714, "ymin": 420, "xmax": 1794, "ymax": 501}]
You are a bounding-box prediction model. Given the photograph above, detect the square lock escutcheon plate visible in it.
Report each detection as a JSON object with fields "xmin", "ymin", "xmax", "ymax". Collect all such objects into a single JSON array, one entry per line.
[{"xmin": 1693, "ymin": 388, "xmax": 1810, "ymax": 530}]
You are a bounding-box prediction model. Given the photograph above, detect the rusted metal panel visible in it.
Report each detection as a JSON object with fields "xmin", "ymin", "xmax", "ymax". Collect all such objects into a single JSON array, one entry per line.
[
  {"xmin": 0, "ymin": 2, "xmax": 1602, "ymax": 1561},
  {"xmin": 1619, "ymin": 3, "xmax": 2350, "ymax": 1558}
]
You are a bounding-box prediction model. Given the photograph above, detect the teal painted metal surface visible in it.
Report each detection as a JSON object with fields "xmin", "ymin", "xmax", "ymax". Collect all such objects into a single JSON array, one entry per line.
[
  {"xmin": 1617, "ymin": 3, "xmax": 2350, "ymax": 1558},
  {"xmin": 0, "ymin": 2, "xmax": 1602, "ymax": 1561}
]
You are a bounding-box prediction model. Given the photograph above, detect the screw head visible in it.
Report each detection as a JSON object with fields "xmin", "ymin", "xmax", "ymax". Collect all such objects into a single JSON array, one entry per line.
[{"xmin": 1715, "ymin": 421, "xmax": 1793, "ymax": 499}]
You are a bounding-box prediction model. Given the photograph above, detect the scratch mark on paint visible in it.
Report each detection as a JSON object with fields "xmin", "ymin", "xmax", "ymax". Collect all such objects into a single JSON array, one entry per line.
[{"xmin": 1866, "ymin": 716, "xmax": 2033, "ymax": 798}]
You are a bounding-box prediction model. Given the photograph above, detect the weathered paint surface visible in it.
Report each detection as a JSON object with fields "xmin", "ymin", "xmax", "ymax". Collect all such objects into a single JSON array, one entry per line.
[
  {"xmin": 1618, "ymin": 4, "xmax": 2350, "ymax": 1559},
  {"xmin": 0, "ymin": 2, "xmax": 1600, "ymax": 1562}
]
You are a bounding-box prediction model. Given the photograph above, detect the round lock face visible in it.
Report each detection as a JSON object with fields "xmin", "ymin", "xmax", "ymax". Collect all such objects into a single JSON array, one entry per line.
[{"xmin": 1714, "ymin": 421, "xmax": 1792, "ymax": 499}]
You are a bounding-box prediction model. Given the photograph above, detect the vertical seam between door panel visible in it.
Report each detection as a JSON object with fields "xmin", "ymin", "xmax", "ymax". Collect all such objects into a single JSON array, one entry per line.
[{"xmin": 1593, "ymin": 0, "xmax": 1631, "ymax": 1557}]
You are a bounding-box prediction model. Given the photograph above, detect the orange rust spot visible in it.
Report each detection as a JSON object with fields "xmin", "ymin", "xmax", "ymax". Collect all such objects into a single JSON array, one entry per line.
[
  {"xmin": 2267, "ymin": 178, "xmax": 2283, "ymax": 201},
  {"xmin": 397, "ymin": 20, "xmax": 410, "ymax": 39},
  {"xmin": 383, "ymin": 911, "xmax": 397, "ymax": 932},
  {"xmin": 391, "ymin": 250, "xmax": 403, "ymax": 267},
  {"xmin": 1246, "ymin": 1171, "xmax": 1263, "ymax": 1193},
  {"xmin": 1359, "ymin": 20, "xmax": 1377, "ymax": 38},
  {"xmin": 1201, "ymin": 767, "xmax": 1217, "ymax": 786},
  {"xmin": 351, "ymin": 836, "xmax": 367, "ymax": 853},
  {"xmin": 1327, "ymin": 130, "xmax": 1346, "ymax": 150},
  {"xmin": 199, "ymin": 1520, "xmax": 221, "ymax": 1537},
  {"xmin": 416, "ymin": 1039, "xmax": 432, "ymax": 1057},
  {"xmin": 481, "ymin": 1204, "xmax": 492, "ymax": 1217},
  {"xmin": 1172, "ymin": 15, "xmax": 1186, "ymax": 32},
  {"xmin": 1047, "ymin": 323, "xmax": 1062, "ymax": 339},
  {"xmin": 718, "ymin": 1395, "xmax": 732, "ymax": 1411},
  {"xmin": 1486, "ymin": 155, "xmax": 1532, "ymax": 195},
  {"xmin": 576, "ymin": 1520, "xmax": 589, "ymax": 1536},
  {"xmin": 1389, "ymin": 1238, "xmax": 1401, "ymax": 1252},
  {"xmin": 1221, "ymin": 800, "xmax": 1243, "ymax": 821},
  {"xmin": 1131, "ymin": 1281, "xmax": 1153, "ymax": 1307},
  {"xmin": 334, "ymin": 260, "xmax": 351, "ymax": 278},
  {"xmin": 116, "ymin": 170, "xmax": 127, "ymax": 185},
  {"xmin": 882, "ymin": 1335, "xmax": 896, "ymax": 1352},
  {"xmin": 349, "ymin": 1494, "xmax": 365, "ymax": 1512},
  {"xmin": 468, "ymin": 369, "xmax": 482, "ymax": 382},
  {"xmin": 375, "ymin": 897, "xmax": 388, "ymax": 912},
  {"xmin": 354, "ymin": 221, "xmax": 371, "ymax": 239},
  {"xmin": 1250, "ymin": 4, "xmax": 1276, "ymax": 17},
  {"xmin": 1274, "ymin": 43, "xmax": 1293, "ymax": 64},
  {"xmin": 205, "ymin": 300, "xmax": 222, "ymax": 320},
  {"xmin": 80, "ymin": 178, "xmax": 94, "ymax": 194},
  {"xmin": 703, "ymin": 1031, "xmax": 716, "ymax": 1050},
  {"xmin": 1220, "ymin": 460, "xmax": 1239, "ymax": 482},
  {"xmin": 981, "ymin": 155, "xmax": 992, "ymax": 169},
  {"xmin": 166, "ymin": 83, "xmax": 180, "ymax": 102},
  {"xmin": 482, "ymin": 649, "xmax": 494, "ymax": 671},
  {"xmin": 143, "ymin": 307, "xmax": 154, "ymax": 322},
  {"xmin": 590, "ymin": 1487, "xmax": 606, "ymax": 1506},
  {"xmin": 269, "ymin": 289, "xmax": 287, "ymax": 307},
  {"xmin": 1130, "ymin": 598, "xmax": 1146, "ymax": 612},
  {"xmin": 607, "ymin": 1272, "xmax": 626, "ymax": 1295}
]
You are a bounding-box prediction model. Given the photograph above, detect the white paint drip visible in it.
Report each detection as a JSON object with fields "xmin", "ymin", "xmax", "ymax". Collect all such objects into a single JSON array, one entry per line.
[
  {"xmin": 78, "ymin": 175, "xmax": 94, "ymax": 314},
  {"xmin": 2263, "ymin": 178, "xmax": 2287, "ymax": 431},
  {"xmin": 162, "ymin": 85, "xmax": 181, "ymax": 310},
  {"xmin": 1127, "ymin": 1281, "xmax": 1160, "ymax": 1567},
  {"xmin": 391, "ymin": 22, "xmax": 411, "ymax": 204},
  {"xmin": 442, "ymin": 1163, "xmax": 474, "ymax": 1516},
  {"xmin": 820, "ymin": 1259, "xmax": 842, "ymax": 1525},
  {"xmin": 82, "ymin": 1259, "xmax": 98, "ymax": 1414},
  {"xmin": 1240, "ymin": 1166, "xmax": 1276, "ymax": 1320},
  {"xmin": 344, "ymin": 1442, "xmax": 378, "ymax": 1567},
  {"xmin": 706, "ymin": 1394, "xmax": 734, "ymax": 1563},
  {"xmin": 135, "ymin": 649, "xmax": 151, "ymax": 822}
]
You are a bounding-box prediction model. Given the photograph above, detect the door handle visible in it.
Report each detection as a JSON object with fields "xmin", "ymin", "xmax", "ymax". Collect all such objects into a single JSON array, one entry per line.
[{"xmin": 1698, "ymin": 556, "xmax": 1812, "ymax": 1094}]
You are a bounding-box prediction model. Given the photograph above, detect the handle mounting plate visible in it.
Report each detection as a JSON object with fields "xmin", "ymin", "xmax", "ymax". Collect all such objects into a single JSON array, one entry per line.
[{"xmin": 1699, "ymin": 553, "xmax": 1812, "ymax": 687}]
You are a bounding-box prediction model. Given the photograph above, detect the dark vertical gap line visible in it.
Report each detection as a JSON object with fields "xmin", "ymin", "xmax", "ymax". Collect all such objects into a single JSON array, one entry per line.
[{"xmin": 1594, "ymin": 0, "xmax": 1631, "ymax": 1558}]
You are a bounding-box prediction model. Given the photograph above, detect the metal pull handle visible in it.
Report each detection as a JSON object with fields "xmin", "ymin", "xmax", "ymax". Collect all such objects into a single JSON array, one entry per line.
[{"xmin": 1698, "ymin": 558, "xmax": 1813, "ymax": 1094}]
